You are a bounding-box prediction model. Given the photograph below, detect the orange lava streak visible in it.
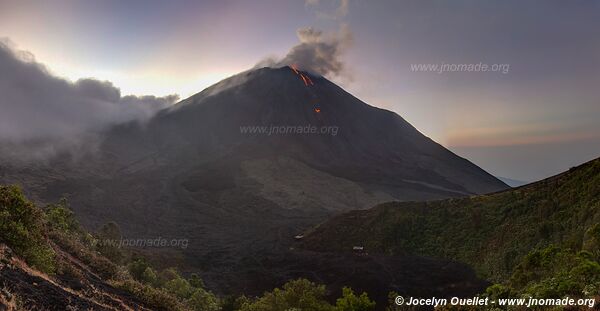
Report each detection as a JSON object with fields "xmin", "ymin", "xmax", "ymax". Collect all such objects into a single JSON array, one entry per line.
[
  {"xmin": 289, "ymin": 64, "xmax": 320, "ymax": 114},
  {"xmin": 303, "ymin": 74, "xmax": 314, "ymax": 86},
  {"xmin": 291, "ymin": 64, "xmax": 300, "ymax": 75},
  {"xmin": 299, "ymin": 74, "xmax": 310, "ymax": 86},
  {"xmin": 290, "ymin": 65, "xmax": 314, "ymax": 86}
]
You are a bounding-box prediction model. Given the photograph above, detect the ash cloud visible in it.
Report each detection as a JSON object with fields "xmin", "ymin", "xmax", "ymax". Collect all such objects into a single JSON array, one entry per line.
[
  {"xmin": 260, "ymin": 26, "xmax": 352, "ymax": 78},
  {"xmin": 256, "ymin": 0, "xmax": 353, "ymax": 77},
  {"xmin": 0, "ymin": 40, "xmax": 178, "ymax": 156}
]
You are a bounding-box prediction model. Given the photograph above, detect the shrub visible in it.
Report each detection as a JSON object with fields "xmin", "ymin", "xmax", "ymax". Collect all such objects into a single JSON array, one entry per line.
[
  {"xmin": 334, "ymin": 287, "xmax": 375, "ymax": 311},
  {"xmin": 142, "ymin": 267, "xmax": 159, "ymax": 286},
  {"xmin": 189, "ymin": 273, "xmax": 206, "ymax": 288},
  {"xmin": 51, "ymin": 230, "xmax": 120, "ymax": 279},
  {"xmin": 159, "ymin": 267, "xmax": 181, "ymax": 285},
  {"xmin": 45, "ymin": 198, "xmax": 80, "ymax": 234},
  {"xmin": 111, "ymin": 278, "xmax": 187, "ymax": 311},
  {"xmin": 0, "ymin": 185, "xmax": 55, "ymax": 273},
  {"xmin": 128, "ymin": 258, "xmax": 152, "ymax": 281},
  {"xmin": 504, "ymin": 246, "xmax": 600, "ymax": 298},
  {"xmin": 96, "ymin": 221, "xmax": 124, "ymax": 264},
  {"xmin": 164, "ymin": 277, "xmax": 194, "ymax": 299},
  {"xmin": 239, "ymin": 278, "xmax": 333, "ymax": 311},
  {"xmin": 187, "ymin": 288, "xmax": 220, "ymax": 311}
]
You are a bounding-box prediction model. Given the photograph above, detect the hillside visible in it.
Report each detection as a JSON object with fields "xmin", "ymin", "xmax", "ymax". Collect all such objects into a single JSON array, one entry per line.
[
  {"xmin": 0, "ymin": 184, "xmax": 489, "ymax": 310},
  {"xmin": 0, "ymin": 185, "xmax": 160, "ymax": 310},
  {"xmin": 300, "ymin": 157, "xmax": 600, "ymax": 286},
  {"xmin": 0, "ymin": 243, "xmax": 155, "ymax": 311}
]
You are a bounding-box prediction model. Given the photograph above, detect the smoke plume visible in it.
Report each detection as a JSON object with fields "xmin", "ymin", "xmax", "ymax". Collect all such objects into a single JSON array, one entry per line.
[{"xmin": 257, "ymin": 26, "xmax": 352, "ymax": 78}]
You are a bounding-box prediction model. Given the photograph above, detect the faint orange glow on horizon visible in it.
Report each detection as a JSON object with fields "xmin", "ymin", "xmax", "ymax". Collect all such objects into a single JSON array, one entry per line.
[{"xmin": 447, "ymin": 126, "xmax": 600, "ymax": 147}]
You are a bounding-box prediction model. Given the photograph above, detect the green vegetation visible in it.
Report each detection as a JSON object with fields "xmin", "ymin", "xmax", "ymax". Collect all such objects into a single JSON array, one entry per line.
[
  {"xmin": 111, "ymin": 267, "xmax": 223, "ymax": 311},
  {"xmin": 0, "ymin": 184, "xmax": 378, "ymax": 310},
  {"xmin": 0, "ymin": 185, "xmax": 56, "ymax": 273},
  {"xmin": 485, "ymin": 246, "xmax": 600, "ymax": 300},
  {"xmin": 0, "ymin": 185, "xmax": 216, "ymax": 310},
  {"xmin": 45, "ymin": 198, "xmax": 80, "ymax": 234},
  {"xmin": 239, "ymin": 279, "xmax": 332, "ymax": 311},
  {"xmin": 239, "ymin": 279, "xmax": 375, "ymax": 311},
  {"xmin": 124, "ymin": 258, "xmax": 221, "ymax": 310},
  {"xmin": 303, "ymin": 158, "xmax": 600, "ymax": 303},
  {"xmin": 96, "ymin": 221, "xmax": 125, "ymax": 263},
  {"xmin": 305, "ymin": 158, "xmax": 600, "ymax": 281},
  {"xmin": 335, "ymin": 287, "xmax": 377, "ymax": 311},
  {"xmin": 6, "ymin": 158, "xmax": 596, "ymax": 309},
  {"xmin": 111, "ymin": 278, "xmax": 187, "ymax": 310}
]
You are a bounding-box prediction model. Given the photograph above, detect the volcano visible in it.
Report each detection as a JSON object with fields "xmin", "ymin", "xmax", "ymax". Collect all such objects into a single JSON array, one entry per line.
[
  {"xmin": 1, "ymin": 66, "xmax": 507, "ymax": 296},
  {"xmin": 101, "ymin": 66, "xmax": 506, "ymax": 199}
]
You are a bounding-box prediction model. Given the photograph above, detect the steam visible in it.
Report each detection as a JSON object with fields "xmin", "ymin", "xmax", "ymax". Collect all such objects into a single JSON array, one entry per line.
[
  {"xmin": 256, "ymin": 0, "xmax": 353, "ymax": 77},
  {"xmin": 0, "ymin": 39, "xmax": 179, "ymax": 158},
  {"xmin": 258, "ymin": 26, "xmax": 353, "ymax": 78}
]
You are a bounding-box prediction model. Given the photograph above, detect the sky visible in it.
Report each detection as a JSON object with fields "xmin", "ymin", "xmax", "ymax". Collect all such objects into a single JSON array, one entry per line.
[{"xmin": 0, "ymin": 0, "xmax": 599, "ymax": 182}]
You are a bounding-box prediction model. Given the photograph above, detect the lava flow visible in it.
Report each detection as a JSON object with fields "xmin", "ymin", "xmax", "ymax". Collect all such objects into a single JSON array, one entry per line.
[
  {"xmin": 290, "ymin": 64, "xmax": 321, "ymax": 114},
  {"xmin": 290, "ymin": 64, "xmax": 314, "ymax": 87}
]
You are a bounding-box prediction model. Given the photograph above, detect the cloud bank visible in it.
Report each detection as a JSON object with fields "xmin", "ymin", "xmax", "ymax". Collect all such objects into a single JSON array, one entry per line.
[{"xmin": 0, "ymin": 39, "xmax": 178, "ymax": 145}]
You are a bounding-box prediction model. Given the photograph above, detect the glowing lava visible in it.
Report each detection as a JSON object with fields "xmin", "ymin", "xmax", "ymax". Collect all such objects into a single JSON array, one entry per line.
[
  {"xmin": 290, "ymin": 64, "xmax": 321, "ymax": 114},
  {"xmin": 300, "ymin": 74, "xmax": 314, "ymax": 86},
  {"xmin": 290, "ymin": 64, "xmax": 314, "ymax": 86},
  {"xmin": 291, "ymin": 64, "xmax": 300, "ymax": 74}
]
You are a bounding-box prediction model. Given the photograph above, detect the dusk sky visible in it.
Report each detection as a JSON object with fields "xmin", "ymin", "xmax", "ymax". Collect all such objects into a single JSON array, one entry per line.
[{"xmin": 1, "ymin": 0, "xmax": 599, "ymax": 182}]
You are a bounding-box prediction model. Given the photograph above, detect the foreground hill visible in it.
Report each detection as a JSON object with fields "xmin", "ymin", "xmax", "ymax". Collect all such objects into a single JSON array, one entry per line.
[
  {"xmin": 0, "ymin": 185, "xmax": 166, "ymax": 310},
  {"xmin": 300, "ymin": 157, "xmax": 600, "ymax": 298},
  {"xmin": 0, "ymin": 66, "xmax": 507, "ymax": 294},
  {"xmin": 0, "ymin": 185, "xmax": 488, "ymax": 310}
]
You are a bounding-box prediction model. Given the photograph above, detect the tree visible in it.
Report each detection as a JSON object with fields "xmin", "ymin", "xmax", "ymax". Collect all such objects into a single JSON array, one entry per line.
[
  {"xmin": 334, "ymin": 287, "xmax": 375, "ymax": 311},
  {"xmin": 45, "ymin": 198, "xmax": 79, "ymax": 233},
  {"xmin": 164, "ymin": 276, "xmax": 194, "ymax": 299},
  {"xmin": 96, "ymin": 221, "xmax": 123, "ymax": 263},
  {"xmin": 141, "ymin": 267, "xmax": 158, "ymax": 286},
  {"xmin": 187, "ymin": 288, "xmax": 221, "ymax": 311},
  {"xmin": 159, "ymin": 267, "xmax": 180, "ymax": 285},
  {"xmin": 0, "ymin": 185, "xmax": 55, "ymax": 273},
  {"xmin": 128, "ymin": 258, "xmax": 151, "ymax": 281},
  {"xmin": 240, "ymin": 279, "xmax": 333, "ymax": 311},
  {"xmin": 189, "ymin": 273, "xmax": 206, "ymax": 288}
]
